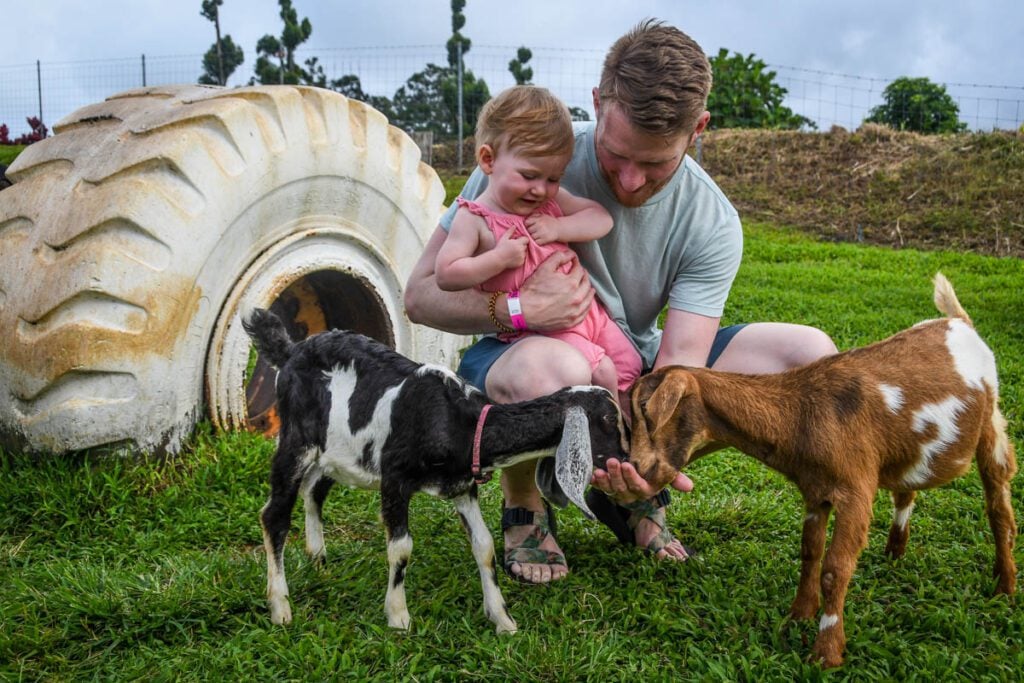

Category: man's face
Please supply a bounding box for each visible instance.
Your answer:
[592,99,699,208]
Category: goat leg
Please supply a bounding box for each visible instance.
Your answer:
[302,474,334,564]
[884,490,917,559]
[381,482,414,629]
[790,501,830,620]
[454,492,518,634]
[812,491,873,668]
[261,449,303,625]
[975,418,1018,595]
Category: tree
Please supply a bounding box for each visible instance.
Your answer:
[0,117,48,145]
[569,106,590,122]
[446,0,471,68]
[707,48,814,130]
[389,64,488,138]
[388,0,490,139]
[330,73,397,121]
[199,35,244,85]
[251,0,312,85]
[865,77,967,134]
[391,64,452,135]
[508,46,533,85]
[200,1,226,85]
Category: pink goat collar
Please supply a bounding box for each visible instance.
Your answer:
[472,404,494,485]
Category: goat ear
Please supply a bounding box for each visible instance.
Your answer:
[535,457,567,509]
[641,370,689,438]
[538,405,595,519]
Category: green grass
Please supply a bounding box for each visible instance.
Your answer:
[0,145,25,166]
[3,225,1023,681]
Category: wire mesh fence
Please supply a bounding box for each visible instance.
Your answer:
[2,45,1022,141]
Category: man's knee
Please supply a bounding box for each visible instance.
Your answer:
[794,327,838,364]
[713,322,837,373]
[486,338,592,402]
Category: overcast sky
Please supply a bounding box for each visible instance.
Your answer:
[4,1,1023,132]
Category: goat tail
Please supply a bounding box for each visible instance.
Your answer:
[242,308,295,368]
[932,272,973,326]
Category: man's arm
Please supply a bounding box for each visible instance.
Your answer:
[405,226,596,334]
[653,307,721,369]
[406,227,494,334]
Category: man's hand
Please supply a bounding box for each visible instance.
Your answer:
[518,251,594,332]
[590,458,694,504]
[524,213,560,245]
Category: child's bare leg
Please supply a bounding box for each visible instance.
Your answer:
[591,355,619,397]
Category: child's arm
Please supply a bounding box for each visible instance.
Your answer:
[435,209,528,291]
[525,187,614,245]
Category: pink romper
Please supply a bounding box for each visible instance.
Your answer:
[457,197,641,392]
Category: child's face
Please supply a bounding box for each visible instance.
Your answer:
[481,146,570,217]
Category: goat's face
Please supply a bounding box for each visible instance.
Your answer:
[537,386,630,519]
[629,368,709,489]
[577,387,630,468]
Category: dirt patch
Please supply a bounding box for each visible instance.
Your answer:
[698,125,1024,257]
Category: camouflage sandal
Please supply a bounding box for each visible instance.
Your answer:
[586,489,696,559]
[501,504,567,583]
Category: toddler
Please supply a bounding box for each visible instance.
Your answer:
[435,85,641,400]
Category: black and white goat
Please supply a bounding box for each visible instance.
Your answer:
[243,309,628,634]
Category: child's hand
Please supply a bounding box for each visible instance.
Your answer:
[494,228,528,268]
[525,213,560,245]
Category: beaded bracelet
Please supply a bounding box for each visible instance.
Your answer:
[487,291,516,334]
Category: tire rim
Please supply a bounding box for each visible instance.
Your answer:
[205,221,408,434]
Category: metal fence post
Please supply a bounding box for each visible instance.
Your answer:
[142,54,147,87]
[36,60,43,124]
[457,41,464,171]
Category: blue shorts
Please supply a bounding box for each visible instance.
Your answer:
[457,324,749,392]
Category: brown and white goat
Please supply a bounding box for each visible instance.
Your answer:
[243,308,625,635]
[628,273,1017,667]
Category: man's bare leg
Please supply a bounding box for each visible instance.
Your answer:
[487,337,592,583]
[712,322,837,374]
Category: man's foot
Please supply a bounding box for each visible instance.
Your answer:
[625,498,692,560]
[501,505,568,584]
[586,489,695,561]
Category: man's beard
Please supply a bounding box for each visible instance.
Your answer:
[600,165,670,208]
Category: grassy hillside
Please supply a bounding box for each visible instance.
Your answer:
[701,125,1024,257]
[3,227,1022,681]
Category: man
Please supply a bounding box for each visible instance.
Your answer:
[404,19,837,584]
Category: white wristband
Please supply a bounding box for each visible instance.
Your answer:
[507,289,527,331]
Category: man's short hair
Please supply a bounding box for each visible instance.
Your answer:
[475,85,574,159]
[598,18,712,137]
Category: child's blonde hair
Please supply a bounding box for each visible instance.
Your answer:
[475,85,574,160]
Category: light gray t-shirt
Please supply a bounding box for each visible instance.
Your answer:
[439,121,742,367]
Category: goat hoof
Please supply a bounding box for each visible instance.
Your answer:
[812,642,844,669]
[495,617,518,635]
[387,613,412,630]
[816,653,844,669]
[269,602,292,625]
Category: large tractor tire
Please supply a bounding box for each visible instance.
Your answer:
[0,84,466,455]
